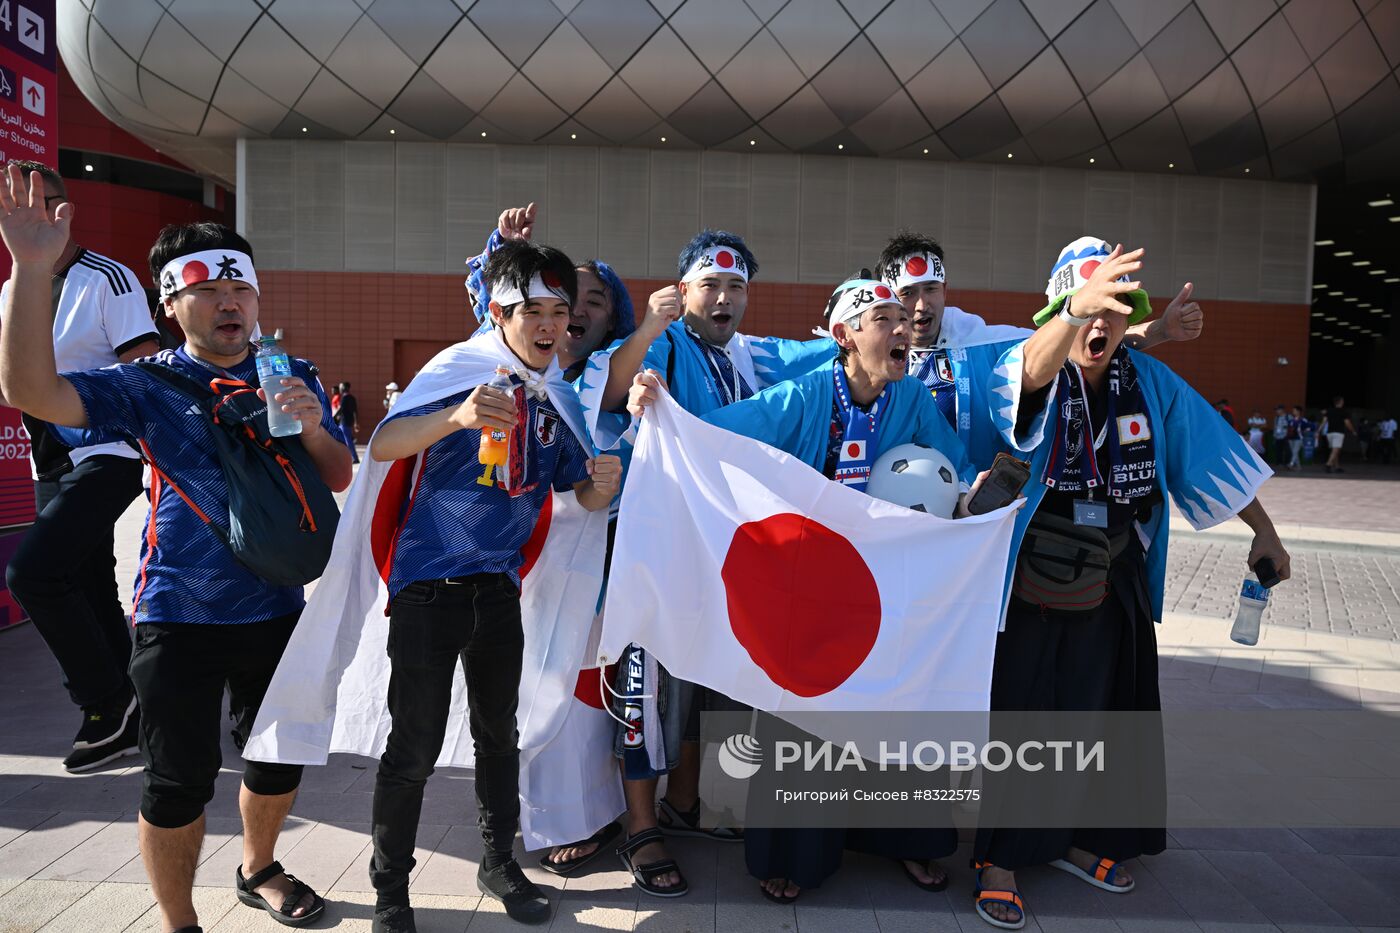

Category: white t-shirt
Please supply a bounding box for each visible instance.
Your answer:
[1380,419,1397,440]
[1,249,159,476]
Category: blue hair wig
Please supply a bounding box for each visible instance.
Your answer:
[676,229,758,281]
[586,259,636,340]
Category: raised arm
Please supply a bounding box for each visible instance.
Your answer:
[0,165,88,428]
[1019,245,1144,393]
[600,286,679,411]
[1123,281,1203,350]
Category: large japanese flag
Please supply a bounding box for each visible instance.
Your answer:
[244,329,618,849]
[599,391,1020,713]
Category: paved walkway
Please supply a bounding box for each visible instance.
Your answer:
[2,458,1400,932]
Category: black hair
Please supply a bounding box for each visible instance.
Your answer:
[148,222,254,286]
[482,240,578,318]
[5,159,64,197]
[876,230,945,286]
[676,230,758,281]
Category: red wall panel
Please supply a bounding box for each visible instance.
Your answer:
[256,270,1309,442]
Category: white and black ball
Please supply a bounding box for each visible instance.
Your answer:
[866,443,960,518]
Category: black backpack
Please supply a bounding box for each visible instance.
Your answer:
[133,361,341,587]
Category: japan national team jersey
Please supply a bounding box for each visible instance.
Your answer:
[61,347,336,625]
[383,385,591,598]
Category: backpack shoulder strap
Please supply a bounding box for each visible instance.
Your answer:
[132,360,215,399]
[664,329,678,389]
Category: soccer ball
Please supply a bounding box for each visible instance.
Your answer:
[866,443,960,518]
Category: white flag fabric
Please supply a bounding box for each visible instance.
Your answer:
[599,391,1021,713]
[244,329,615,849]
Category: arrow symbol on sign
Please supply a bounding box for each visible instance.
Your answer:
[24,21,37,39]
[26,86,38,106]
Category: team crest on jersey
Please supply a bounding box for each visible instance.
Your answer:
[535,410,560,446]
[936,353,954,384]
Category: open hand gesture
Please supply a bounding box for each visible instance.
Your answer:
[498,203,537,242]
[0,164,70,267]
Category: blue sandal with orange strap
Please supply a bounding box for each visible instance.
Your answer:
[1048,855,1135,893]
[973,862,1026,930]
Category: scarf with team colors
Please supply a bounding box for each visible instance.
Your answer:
[1043,346,1156,500]
[831,363,887,491]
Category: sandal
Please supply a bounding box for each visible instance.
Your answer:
[539,820,622,876]
[1048,855,1135,893]
[973,861,1025,930]
[760,879,800,904]
[235,860,326,927]
[657,797,742,842]
[900,858,949,892]
[616,827,689,898]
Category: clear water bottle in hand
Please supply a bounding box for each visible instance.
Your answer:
[255,336,303,438]
[1230,558,1277,646]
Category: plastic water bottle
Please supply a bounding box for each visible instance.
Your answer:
[255,336,302,438]
[476,366,514,486]
[1230,574,1270,646]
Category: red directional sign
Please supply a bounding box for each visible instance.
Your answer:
[0,0,56,169]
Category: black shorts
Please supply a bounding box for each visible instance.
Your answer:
[130,612,304,828]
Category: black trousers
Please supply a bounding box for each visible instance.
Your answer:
[130,613,305,828]
[370,574,525,906]
[974,547,1166,870]
[6,455,144,708]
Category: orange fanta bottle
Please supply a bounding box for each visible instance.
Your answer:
[477,366,513,486]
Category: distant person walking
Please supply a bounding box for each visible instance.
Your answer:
[1321,396,1355,474]
[1378,414,1397,465]
[1272,405,1290,465]
[334,381,359,464]
[1217,398,1235,430]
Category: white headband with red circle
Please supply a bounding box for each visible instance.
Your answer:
[158,250,259,299]
[827,279,901,330]
[488,270,571,308]
[881,252,945,292]
[681,245,749,283]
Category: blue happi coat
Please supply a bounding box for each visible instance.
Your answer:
[702,359,977,490]
[987,341,1273,623]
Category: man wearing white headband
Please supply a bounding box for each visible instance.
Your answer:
[876,232,1204,471]
[627,273,983,903]
[0,174,352,933]
[576,230,832,898]
[363,238,621,930]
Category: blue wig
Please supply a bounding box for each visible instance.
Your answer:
[466,230,636,340]
[676,229,758,281]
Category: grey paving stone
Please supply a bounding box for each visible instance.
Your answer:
[0,878,96,932]
[1197,850,1347,926]
[38,880,157,932]
[1138,849,1269,925]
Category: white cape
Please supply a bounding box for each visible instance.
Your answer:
[244,329,619,849]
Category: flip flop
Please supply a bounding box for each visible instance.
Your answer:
[538,821,622,876]
[900,858,949,892]
[973,861,1025,931]
[1049,856,1135,893]
[760,879,800,903]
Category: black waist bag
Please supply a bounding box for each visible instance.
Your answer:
[1012,510,1130,613]
[134,362,341,587]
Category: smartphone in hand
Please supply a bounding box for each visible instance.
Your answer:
[965,452,1032,516]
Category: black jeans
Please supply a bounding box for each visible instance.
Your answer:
[129,613,304,828]
[5,455,144,707]
[370,574,524,906]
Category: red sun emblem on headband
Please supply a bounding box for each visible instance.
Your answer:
[874,285,893,300]
[1078,259,1101,280]
[715,250,735,269]
[181,261,210,285]
[540,269,561,288]
[905,256,928,277]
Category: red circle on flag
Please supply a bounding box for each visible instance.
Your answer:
[541,269,561,288]
[181,260,209,286]
[875,285,892,300]
[722,513,880,697]
[1078,259,1100,281]
[716,250,735,268]
[846,442,861,458]
[1129,421,1141,436]
[371,456,421,584]
[572,665,615,710]
[905,256,928,277]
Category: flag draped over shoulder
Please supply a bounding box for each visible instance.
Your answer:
[243,329,617,849]
[598,390,1021,714]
